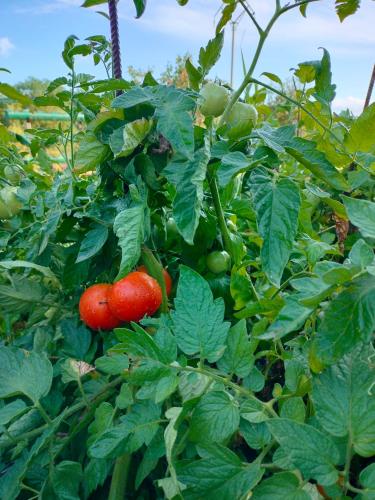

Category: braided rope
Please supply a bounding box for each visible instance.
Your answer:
[108,0,122,95]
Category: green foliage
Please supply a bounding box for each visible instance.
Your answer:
[0,3,373,499]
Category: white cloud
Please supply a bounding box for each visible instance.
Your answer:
[0,37,14,57]
[333,96,365,114]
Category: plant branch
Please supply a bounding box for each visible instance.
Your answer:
[207,169,233,257]
[280,0,321,14]
[1,376,124,451]
[108,454,131,500]
[176,365,278,418]
[238,0,263,35]
[249,77,343,146]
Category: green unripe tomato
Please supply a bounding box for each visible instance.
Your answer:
[4,165,22,184]
[206,250,231,274]
[0,186,22,219]
[199,83,229,117]
[166,217,179,240]
[225,102,258,139]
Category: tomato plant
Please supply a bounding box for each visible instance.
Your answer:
[0,0,374,499]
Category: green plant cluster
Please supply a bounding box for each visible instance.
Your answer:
[0,0,374,498]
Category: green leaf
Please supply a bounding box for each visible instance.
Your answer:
[0,348,53,404]
[171,266,230,362]
[61,319,91,359]
[217,319,254,377]
[198,32,224,75]
[109,118,152,158]
[252,472,310,500]
[190,391,240,443]
[314,48,336,104]
[0,260,59,285]
[0,278,44,315]
[240,421,271,450]
[262,72,283,86]
[280,397,306,423]
[267,419,340,485]
[177,443,263,499]
[88,402,114,443]
[217,152,259,188]
[342,196,375,239]
[348,239,374,268]
[164,142,210,244]
[113,204,145,280]
[261,294,313,340]
[83,459,112,499]
[95,354,129,375]
[164,407,184,495]
[0,83,32,106]
[135,429,165,488]
[185,59,202,91]
[76,225,108,263]
[75,131,110,172]
[359,463,375,498]
[112,86,155,109]
[249,167,301,286]
[155,86,195,159]
[315,274,375,363]
[344,102,375,153]
[284,137,350,191]
[216,2,236,33]
[133,0,147,17]
[312,345,375,457]
[81,0,107,7]
[335,0,361,21]
[116,323,166,362]
[51,461,82,500]
[89,400,161,458]
[0,400,27,426]
[116,383,134,409]
[241,399,269,424]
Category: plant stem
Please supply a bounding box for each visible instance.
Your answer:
[35,402,52,425]
[1,376,124,451]
[249,77,343,146]
[218,0,322,128]
[176,365,278,418]
[207,170,233,257]
[141,246,169,313]
[343,433,353,493]
[77,377,91,409]
[69,69,75,170]
[108,454,131,500]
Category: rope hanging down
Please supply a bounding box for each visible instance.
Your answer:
[108,0,123,95]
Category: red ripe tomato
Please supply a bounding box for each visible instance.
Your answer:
[108,271,162,322]
[79,284,121,330]
[137,265,172,296]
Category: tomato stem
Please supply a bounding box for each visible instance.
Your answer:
[207,169,233,259]
[108,454,131,500]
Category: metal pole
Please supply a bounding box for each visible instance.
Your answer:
[108,0,123,95]
[230,21,236,87]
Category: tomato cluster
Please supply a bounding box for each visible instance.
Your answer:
[79,268,172,330]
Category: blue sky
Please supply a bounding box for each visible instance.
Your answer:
[1,0,374,113]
